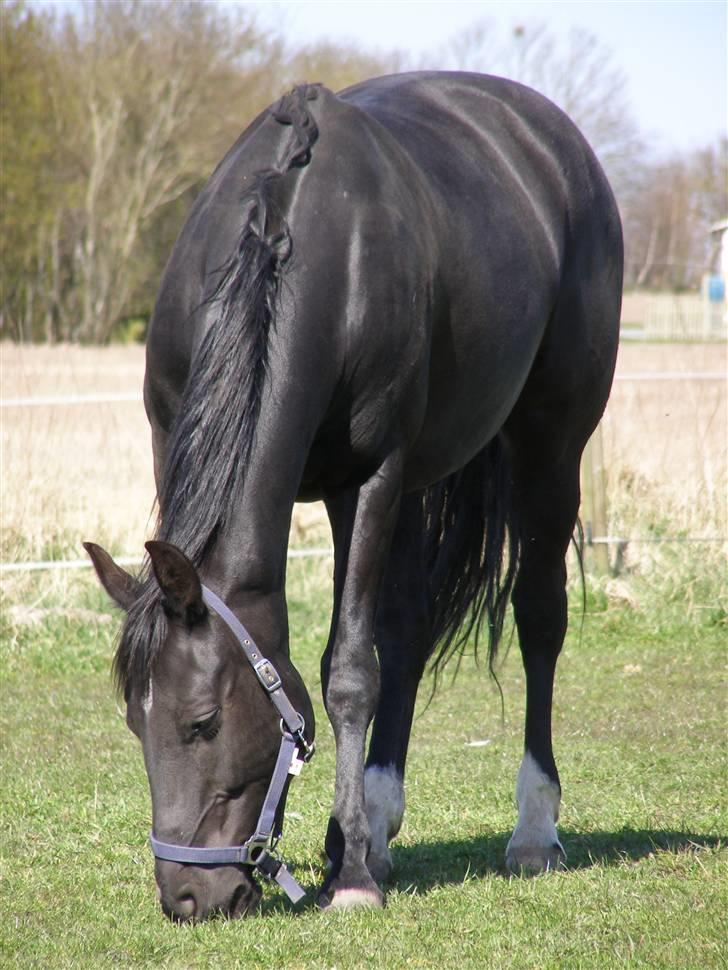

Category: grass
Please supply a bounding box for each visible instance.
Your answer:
[1,554,726,969]
[2,342,725,965]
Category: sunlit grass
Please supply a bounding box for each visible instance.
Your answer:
[1,556,726,969]
[2,343,726,966]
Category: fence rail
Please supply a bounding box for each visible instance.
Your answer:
[2,372,724,410]
[0,391,143,408]
[0,548,334,574]
[2,370,725,576]
[620,292,727,341]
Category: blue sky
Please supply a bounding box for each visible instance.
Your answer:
[34,0,727,153]
[247,0,726,153]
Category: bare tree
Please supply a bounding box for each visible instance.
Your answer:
[54,0,282,341]
[282,40,403,93]
[622,140,727,289]
[2,0,403,341]
[426,21,643,199]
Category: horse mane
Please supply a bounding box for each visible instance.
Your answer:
[113,84,321,697]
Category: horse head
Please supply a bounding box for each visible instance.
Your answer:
[85,540,314,921]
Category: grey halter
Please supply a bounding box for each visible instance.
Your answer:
[149,584,314,904]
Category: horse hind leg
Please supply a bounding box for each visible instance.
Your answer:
[364,492,430,883]
[503,441,583,874]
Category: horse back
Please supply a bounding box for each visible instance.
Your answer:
[146,73,622,493]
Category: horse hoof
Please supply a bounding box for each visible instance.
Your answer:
[318,885,385,911]
[506,841,566,875]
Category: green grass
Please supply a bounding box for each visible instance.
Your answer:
[1,558,726,969]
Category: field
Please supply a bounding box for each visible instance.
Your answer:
[1,342,726,968]
[1,341,726,567]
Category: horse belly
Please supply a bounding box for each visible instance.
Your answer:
[402,375,522,492]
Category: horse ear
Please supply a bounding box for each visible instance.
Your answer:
[145,541,206,624]
[83,542,141,611]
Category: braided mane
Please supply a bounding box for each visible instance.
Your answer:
[113,84,321,696]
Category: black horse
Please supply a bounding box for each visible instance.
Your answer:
[86,71,622,921]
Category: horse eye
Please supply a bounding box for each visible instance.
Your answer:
[190,709,220,741]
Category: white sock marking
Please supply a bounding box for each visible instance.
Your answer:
[364,765,404,878]
[506,751,564,869]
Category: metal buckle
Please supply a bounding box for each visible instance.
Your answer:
[279,714,315,763]
[253,658,282,693]
[244,832,272,864]
[296,729,315,762]
[293,716,315,762]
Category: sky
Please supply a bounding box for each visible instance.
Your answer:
[34,0,727,154]
[245,0,726,153]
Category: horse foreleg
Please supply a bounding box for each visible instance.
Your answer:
[365,491,430,883]
[505,451,581,873]
[319,452,404,909]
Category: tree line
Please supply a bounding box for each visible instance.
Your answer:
[2,1,725,342]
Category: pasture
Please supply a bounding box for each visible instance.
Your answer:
[1,342,726,968]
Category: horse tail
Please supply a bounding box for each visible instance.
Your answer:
[423,436,520,678]
[156,84,320,566]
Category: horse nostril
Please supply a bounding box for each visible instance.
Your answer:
[159,891,198,922]
[176,893,197,919]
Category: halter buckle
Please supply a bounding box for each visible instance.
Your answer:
[296,729,315,762]
[279,714,316,763]
[245,832,273,864]
[253,658,282,693]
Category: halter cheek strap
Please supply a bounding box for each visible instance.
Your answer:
[148,584,314,905]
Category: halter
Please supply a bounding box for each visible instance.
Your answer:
[149,584,314,904]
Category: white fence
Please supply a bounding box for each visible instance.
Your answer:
[621,292,727,341]
[2,368,725,575]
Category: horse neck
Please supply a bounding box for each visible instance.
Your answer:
[192,431,301,659]
[193,500,316,737]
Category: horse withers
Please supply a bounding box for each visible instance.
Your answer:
[86,71,622,920]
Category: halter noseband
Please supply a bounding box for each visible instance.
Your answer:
[149,584,314,904]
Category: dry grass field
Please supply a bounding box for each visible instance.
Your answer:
[1,343,156,567]
[1,340,725,578]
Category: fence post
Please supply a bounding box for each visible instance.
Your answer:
[581,423,609,574]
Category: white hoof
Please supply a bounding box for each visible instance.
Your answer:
[506,840,566,874]
[322,887,385,910]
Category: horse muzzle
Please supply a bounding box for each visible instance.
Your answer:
[157,862,262,922]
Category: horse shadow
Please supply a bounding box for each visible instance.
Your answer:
[387,827,725,893]
[258,827,724,915]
